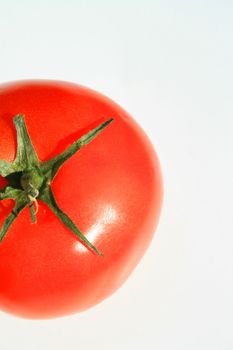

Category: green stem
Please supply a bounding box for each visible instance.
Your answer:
[0,114,113,255]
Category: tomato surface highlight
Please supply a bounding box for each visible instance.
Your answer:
[0,80,163,319]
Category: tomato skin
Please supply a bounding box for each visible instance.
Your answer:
[0,80,163,319]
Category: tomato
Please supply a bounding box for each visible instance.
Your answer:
[0,80,163,319]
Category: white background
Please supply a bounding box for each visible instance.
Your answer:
[0,1,233,349]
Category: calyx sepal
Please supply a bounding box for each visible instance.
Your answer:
[0,114,113,255]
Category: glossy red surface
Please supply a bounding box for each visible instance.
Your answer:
[0,80,163,318]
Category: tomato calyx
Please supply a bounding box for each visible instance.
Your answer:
[0,114,113,255]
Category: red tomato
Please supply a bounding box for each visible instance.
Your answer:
[0,80,163,319]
